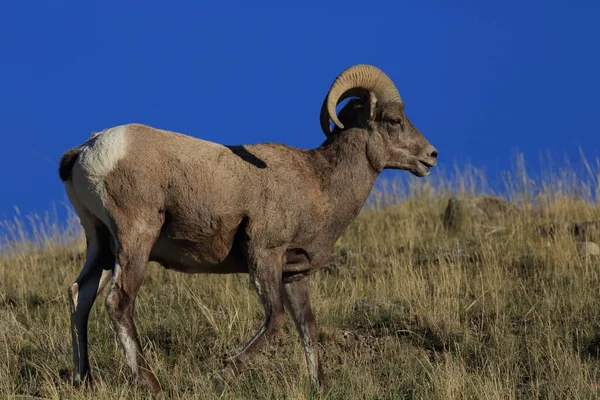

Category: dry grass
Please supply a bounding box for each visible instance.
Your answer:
[2,159,600,399]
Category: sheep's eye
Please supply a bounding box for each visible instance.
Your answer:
[389,118,402,126]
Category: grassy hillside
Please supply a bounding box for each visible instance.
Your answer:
[2,162,600,399]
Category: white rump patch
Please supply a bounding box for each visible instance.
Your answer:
[78,125,129,180]
[70,125,129,227]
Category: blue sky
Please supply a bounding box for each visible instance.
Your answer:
[0,1,599,218]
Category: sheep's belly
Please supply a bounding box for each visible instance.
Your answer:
[150,237,247,274]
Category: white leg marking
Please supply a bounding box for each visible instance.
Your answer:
[119,326,140,376]
[105,263,121,315]
[106,262,140,375]
[111,262,122,287]
[253,275,263,298]
[301,323,319,383]
[69,283,79,313]
[97,269,112,295]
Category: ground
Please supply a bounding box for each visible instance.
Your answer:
[2,171,600,399]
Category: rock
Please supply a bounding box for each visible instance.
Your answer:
[442,197,469,232]
[578,241,600,257]
[537,220,600,239]
[573,221,600,239]
[442,196,520,233]
[536,222,573,237]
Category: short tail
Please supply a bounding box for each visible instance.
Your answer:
[59,147,81,182]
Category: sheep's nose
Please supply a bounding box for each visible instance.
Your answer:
[425,145,438,165]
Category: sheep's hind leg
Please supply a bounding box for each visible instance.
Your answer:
[69,221,113,386]
[222,247,285,380]
[104,221,162,392]
[283,277,325,389]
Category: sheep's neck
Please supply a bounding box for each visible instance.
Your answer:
[312,130,379,232]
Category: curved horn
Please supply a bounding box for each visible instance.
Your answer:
[320,64,402,136]
[319,97,331,137]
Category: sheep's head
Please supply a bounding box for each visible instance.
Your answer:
[320,65,438,177]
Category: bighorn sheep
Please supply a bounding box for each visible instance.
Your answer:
[59,64,438,391]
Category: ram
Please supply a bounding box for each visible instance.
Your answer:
[59,64,438,391]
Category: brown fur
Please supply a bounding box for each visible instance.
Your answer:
[61,92,437,392]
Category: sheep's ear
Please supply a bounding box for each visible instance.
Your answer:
[368,92,378,121]
[366,127,385,172]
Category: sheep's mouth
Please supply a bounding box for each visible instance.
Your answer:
[389,157,434,176]
[419,160,435,169]
[418,160,436,173]
[412,158,437,177]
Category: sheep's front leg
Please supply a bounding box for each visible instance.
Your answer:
[223,247,285,378]
[283,277,325,389]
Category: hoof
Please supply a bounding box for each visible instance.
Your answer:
[72,373,94,389]
[215,359,242,392]
[140,370,163,393]
[220,365,237,383]
[212,372,230,395]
